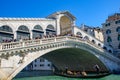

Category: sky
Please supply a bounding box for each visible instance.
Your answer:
[0,0,120,27]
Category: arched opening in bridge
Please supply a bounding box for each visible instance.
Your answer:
[14,48,109,79]
[0,25,13,42]
[46,24,56,37]
[32,25,44,39]
[17,25,30,40]
[84,36,89,41]
[42,48,108,73]
[76,32,83,38]
[60,16,72,35]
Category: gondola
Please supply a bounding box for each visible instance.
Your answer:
[54,72,111,78]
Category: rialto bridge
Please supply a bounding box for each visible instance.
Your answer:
[0,11,120,80]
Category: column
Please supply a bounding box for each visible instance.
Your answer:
[56,16,61,35]
[30,30,33,39]
[14,31,17,40]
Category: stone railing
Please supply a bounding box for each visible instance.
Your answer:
[0,36,102,51]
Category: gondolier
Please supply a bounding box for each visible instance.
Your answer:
[94,64,100,74]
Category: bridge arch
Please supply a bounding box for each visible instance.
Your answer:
[0,36,119,80]
[7,43,112,80]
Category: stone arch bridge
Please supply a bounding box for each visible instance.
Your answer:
[0,36,120,80]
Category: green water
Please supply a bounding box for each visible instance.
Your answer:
[13,75,120,80]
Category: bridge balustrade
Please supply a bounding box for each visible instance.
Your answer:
[56,36,67,42]
[1,42,22,50]
[41,38,55,44]
[0,36,105,51]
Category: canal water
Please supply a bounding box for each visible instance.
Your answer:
[13,75,120,80]
[13,71,120,80]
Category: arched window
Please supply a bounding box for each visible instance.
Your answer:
[34,25,43,31]
[76,32,82,38]
[46,25,56,36]
[106,29,111,34]
[0,25,13,32]
[118,43,120,49]
[109,45,113,48]
[98,43,101,46]
[0,25,13,42]
[108,50,112,53]
[47,25,55,30]
[92,40,95,44]
[103,46,107,50]
[17,25,30,40]
[118,34,120,41]
[116,27,120,33]
[107,36,112,42]
[18,25,29,32]
[76,32,82,35]
[84,36,89,40]
[33,25,44,39]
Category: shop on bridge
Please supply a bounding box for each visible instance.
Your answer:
[0,25,14,42]
[17,25,30,41]
[46,25,56,37]
[32,25,44,39]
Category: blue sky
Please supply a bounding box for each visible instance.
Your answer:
[0,0,120,27]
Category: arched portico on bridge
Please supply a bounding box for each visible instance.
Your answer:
[46,24,56,36]
[0,25,14,42]
[32,25,44,39]
[17,25,30,40]
[59,16,73,36]
[76,32,83,38]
